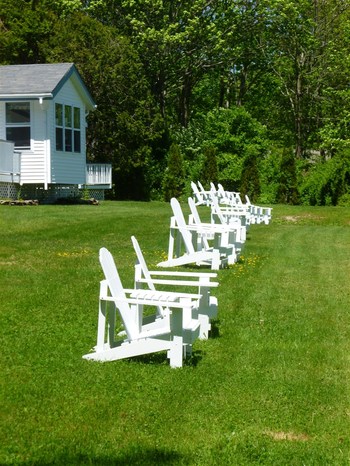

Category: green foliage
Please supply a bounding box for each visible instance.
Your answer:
[338,193,350,207]
[319,89,350,154]
[162,143,185,201]
[171,107,269,192]
[240,149,261,203]
[0,0,57,63]
[46,13,165,200]
[300,150,350,206]
[1,0,350,202]
[203,108,269,192]
[258,149,282,204]
[276,149,300,205]
[200,146,218,188]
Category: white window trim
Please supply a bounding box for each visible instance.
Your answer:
[55,102,82,154]
[5,101,32,151]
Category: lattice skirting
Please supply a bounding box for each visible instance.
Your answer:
[0,182,106,203]
[83,189,105,201]
[0,183,19,199]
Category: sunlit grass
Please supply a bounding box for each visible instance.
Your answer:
[1,202,350,465]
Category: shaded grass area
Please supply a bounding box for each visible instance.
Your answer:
[1,202,350,465]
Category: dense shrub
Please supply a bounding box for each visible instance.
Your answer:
[276,149,299,204]
[200,146,218,189]
[258,149,282,204]
[300,150,350,205]
[171,107,269,194]
[240,148,261,203]
[162,143,185,201]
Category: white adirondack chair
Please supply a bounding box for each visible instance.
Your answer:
[83,247,201,368]
[191,181,212,206]
[217,183,242,206]
[188,197,245,248]
[214,183,272,225]
[157,198,236,270]
[131,236,218,339]
[245,195,272,225]
[197,181,216,202]
[209,194,249,242]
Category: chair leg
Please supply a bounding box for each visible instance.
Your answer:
[211,251,221,270]
[167,335,184,368]
[184,343,192,358]
[198,314,210,340]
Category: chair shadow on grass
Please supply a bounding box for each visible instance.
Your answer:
[124,319,221,367]
[209,319,221,339]
[27,447,186,465]
[129,348,204,367]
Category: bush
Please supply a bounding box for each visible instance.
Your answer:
[171,107,270,194]
[162,143,185,201]
[258,149,282,204]
[337,193,350,207]
[240,148,261,203]
[300,149,350,205]
[276,149,299,204]
[200,146,218,188]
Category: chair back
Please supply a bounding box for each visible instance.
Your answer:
[170,198,196,255]
[210,182,217,193]
[131,236,156,292]
[188,197,202,225]
[99,247,139,340]
[197,181,206,194]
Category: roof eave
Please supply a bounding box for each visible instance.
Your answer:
[0,93,53,101]
[52,64,96,112]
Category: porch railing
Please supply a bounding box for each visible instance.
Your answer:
[0,140,21,183]
[86,163,112,188]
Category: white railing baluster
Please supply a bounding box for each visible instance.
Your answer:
[86,163,112,187]
[0,140,21,183]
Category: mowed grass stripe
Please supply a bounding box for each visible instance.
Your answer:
[0,203,349,465]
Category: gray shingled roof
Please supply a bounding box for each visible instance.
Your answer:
[0,63,74,95]
[0,63,95,109]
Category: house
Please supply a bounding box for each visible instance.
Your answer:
[0,63,111,202]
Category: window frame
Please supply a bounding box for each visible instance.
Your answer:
[5,101,31,150]
[55,103,81,154]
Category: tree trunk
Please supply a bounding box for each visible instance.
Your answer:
[295,53,305,157]
[236,66,247,107]
[179,73,192,127]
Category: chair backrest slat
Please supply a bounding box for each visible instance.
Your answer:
[188,197,202,225]
[99,247,138,340]
[131,236,156,292]
[170,198,196,255]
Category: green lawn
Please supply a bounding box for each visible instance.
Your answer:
[1,202,350,465]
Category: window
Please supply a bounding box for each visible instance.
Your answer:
[55,103,63,151]
[6,102,31,149]
[55,103,81,153]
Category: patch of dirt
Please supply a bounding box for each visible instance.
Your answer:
[0,199,38,205]
[264,430,310,442]
[281,213,325,223]
[282,215,300,222]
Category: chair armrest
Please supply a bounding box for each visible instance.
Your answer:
[149,270,217,279]
[136,277,219,288]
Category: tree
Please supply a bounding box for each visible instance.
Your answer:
[46,13,164,200]
[85,0,230,127]
[259,0,350,157]
[0,0,57,64]
[240,150,261,202]
[201,146,218,188]
[276,149,299,204]
[162,143,185,201]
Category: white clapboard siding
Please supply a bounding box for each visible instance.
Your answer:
[20,101,47,184]
[50,79,87,185]
[0,103,5,140]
